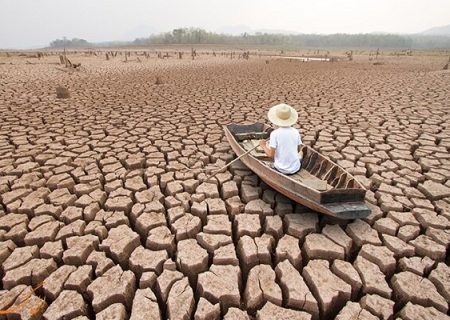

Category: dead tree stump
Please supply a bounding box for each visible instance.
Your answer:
[56,87,70,99]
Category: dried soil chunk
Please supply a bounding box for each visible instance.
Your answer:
[354,256,392,299]
[381,234,415,258]
[331,260,363,300]
[205,198,227,215]
[96,303,127,320]
[224,308,250,320]
[99,225,140,267]
[167,277,195,320]
[428,263,450,301]
[213,243,239,266]
[426,226,450,246]
[2,245,39,271]
[225,196,245,217]
[391,271,448,313]
[87,265,136,312]
[410,235,446,261]
[241,184,260,203]
[63,234,99,266]
[397,225,421,242]
[0,240,16,265]
[94,210,129,230]
[204,214,232,235]
[3,223,28,245]
[0,284,27,313]
[3,258,57,290]
[0,213,28,231]
[86,250,114,277]
[129,288,161,320]
[104,196,133,213]
[284,213,319,241]
[244,199,273,216]
[64,265,93,293]
[417,180,450,200]
[398,256,435,276]
[194,297,220,320]
[197,264,241,313]
[146,226,176,256]
[322,224,352,256]
[263,215,283,239]
[237,235,273,275]
[221,180,239,199]
[234,214,261,238]
[373,217,399,235]
[387,211,419,227]
[275,234,302,269]
[256,301,312,320]
[360,294,394,320]
[196,182,219,198]
[24,220,62,246]
[191,201,207,223]
[28,215,54,231]
[359,244,396,275]
[275,259,319,318]
[43,265,77,301]
[196,232,233,253]
[55,220,85,241]
[398,302,450,320]
[303,233,345,261]
[335,301,378,320]
[413,208,450,230]
[136,209,166,237]
[244,264,282,313]
[129,246,168,277]
[156,269,184,302]
[6,286,47,320]
[43,290,87,320]
[125,176,146,192]
[302,259,351,319]
[171,213,202,241]
[346,220,381,247]
[176,239,208,278]
[48,188,77,208]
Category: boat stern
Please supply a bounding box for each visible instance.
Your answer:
[322,201,371,220]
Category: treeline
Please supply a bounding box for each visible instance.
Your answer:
[49,38,91,48]
[132,28,450,49]
[49,28,450,49]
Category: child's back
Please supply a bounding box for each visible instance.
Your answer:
[269,127,302,174]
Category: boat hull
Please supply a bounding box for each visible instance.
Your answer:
[225,124,371,219]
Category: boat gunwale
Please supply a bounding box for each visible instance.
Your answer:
[225,123,367,196]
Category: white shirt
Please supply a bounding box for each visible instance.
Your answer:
[269,127,302,174]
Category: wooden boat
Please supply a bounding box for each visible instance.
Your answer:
[224,123,371,219]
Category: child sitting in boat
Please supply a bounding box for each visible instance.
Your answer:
[259,103,303,175]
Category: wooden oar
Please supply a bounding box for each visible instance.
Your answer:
[201,143,260,182]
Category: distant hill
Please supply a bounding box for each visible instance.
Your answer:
[215,25,253,35]
[421,24,450,35]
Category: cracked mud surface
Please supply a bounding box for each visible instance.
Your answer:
[0,51,449,319]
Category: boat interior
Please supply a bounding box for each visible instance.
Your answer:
[233,129,362,192]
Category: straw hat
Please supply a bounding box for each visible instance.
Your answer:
[267,103,298,127]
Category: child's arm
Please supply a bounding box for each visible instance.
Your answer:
[259,139,275,158]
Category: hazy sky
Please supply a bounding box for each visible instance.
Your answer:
[1,0,449,48]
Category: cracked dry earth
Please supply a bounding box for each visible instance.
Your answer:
[0,52,450,320]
